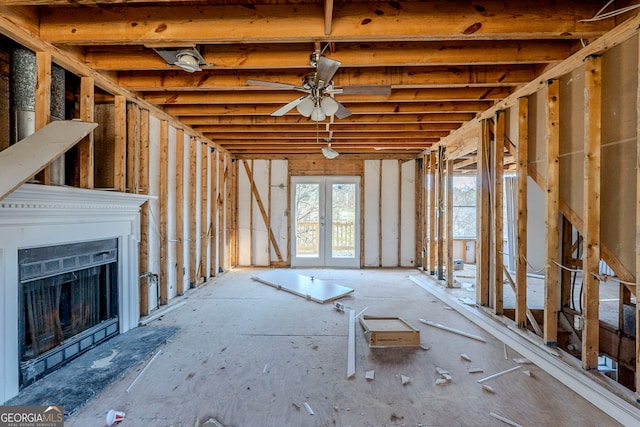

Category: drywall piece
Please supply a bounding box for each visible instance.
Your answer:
[504,343,509,360]
[435,367,450,376]
[513,357,532,364]
[365,370,375,380]
[251,160,270,266]
[347,310,356,379]
[435,378,448,386]
[468,367,484,374]
[401,375,411,385]
[420,344,430,351]
[442,373,452,382]
[522,370,532,377]
[0,120,97,202]
[363,160,381,267]
[419,319,487,343]
[477,366,522,383]
[252,269,354,304]
[460,353,472,362]
[359,316,420,348]
[411,274,640,426]
[380,160,399,266]
[303,402,314,415]
[490,412,523,427]
[482,385,496,394]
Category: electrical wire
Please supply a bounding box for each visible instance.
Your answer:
[590,272,637,286]
[578,1,640,22]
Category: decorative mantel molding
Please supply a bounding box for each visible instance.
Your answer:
[0,183,150,217]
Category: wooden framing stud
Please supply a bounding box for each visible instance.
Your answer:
[476,120,491,306]
[159,120,169,305]
[516,97,529,327]
[78,76,95,189]
[581,55,602,370]
[175,128,185,295]
[544,79,560,346]
[492,111,505,315]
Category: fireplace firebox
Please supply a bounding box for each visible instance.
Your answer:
[18,239,119,387]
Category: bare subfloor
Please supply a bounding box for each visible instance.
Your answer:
[67,268,620,427]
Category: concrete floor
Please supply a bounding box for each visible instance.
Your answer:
[55,268,622,427]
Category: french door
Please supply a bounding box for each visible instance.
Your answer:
[291,176,360,268]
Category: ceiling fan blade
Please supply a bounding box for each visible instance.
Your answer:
[246,79,300,90]
[315,56,341,86]
[334,102,352,119]
[271,95,309,116]
[339,85,392,96]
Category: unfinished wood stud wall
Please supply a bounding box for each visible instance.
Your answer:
[581,55,602,369]
[515,97,529,328]
[544,79,560,346]
[492,112,505,314]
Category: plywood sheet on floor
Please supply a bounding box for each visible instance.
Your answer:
[63,268,620,427]
[252,268,354,303]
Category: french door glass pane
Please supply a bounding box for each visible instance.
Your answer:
[331,183,356,258]
[294,183,320,258]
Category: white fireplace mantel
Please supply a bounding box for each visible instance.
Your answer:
[0,184,149,403]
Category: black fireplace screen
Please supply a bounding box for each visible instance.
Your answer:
[18,239,118,363]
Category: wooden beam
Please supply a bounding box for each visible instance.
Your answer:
[175,128,185,295]
[159,120,169,305]
[78,77,95,189]
[324,0,334,35]
[162,102,491,117]
[85,40,574,71]
[126,102,141,193]
[113,95,127,192]
[436,146,445,280]
[428,153,437,274]
[582,55,601,370]
[38,3,610,45]
[35,51,52,185]
[143,87,512,105]
[138,108,150,317]
[179,113,475,126]
[218,152,225,271]
[516,97,528,328]
[229,157,238,267]
[446,158,454,287]
[209,147,218,277]
[493,111,505,315]
[188,137,197,286]
[416,157,425,269]
[544,79,560,346]
[476,120,491,306]
[200,142,209,282]
[121,68,534,91]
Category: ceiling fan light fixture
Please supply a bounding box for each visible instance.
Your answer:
[320,96,340,116]
[175,50,202,73]
[310,105,327,121]
[322,145,339,159]
[296,97,315,117]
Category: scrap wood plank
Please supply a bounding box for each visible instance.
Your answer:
[419,319,486,343]
[347,310,356,379]
[0,120,97,202]
[252,269,354,304]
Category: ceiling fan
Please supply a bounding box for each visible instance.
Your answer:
[246,49,391,121]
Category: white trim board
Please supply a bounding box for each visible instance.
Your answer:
[252,269,354,304]
[409,274,640,427]
[0,121,97,202]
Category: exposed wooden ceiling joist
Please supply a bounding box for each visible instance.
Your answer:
[0,0,625,157]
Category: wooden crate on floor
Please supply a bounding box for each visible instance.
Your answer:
[359,316,420,348]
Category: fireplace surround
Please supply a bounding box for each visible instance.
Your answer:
[0,184,148,403]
